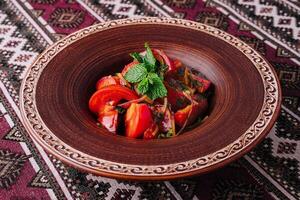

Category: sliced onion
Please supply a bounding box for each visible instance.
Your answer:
[140,49,175,70]
[117,95,151,108]
[116,73,131,88]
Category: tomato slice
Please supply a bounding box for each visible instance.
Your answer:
[174,98,208,127]
[89,85,138,114]
[96,75,119,90]
[173,59,182,68]
[98,109,119,133]
[125,103,153,138]
[191,75,211,93]
[165,82,190,111]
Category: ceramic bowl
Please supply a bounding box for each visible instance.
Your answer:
[20,18,281,180]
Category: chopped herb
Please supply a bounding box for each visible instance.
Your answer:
[190,78,203,88]
[115,106,126,114]
[168,78,189,91]
[158,63,168,80]
[193,93,206,101]
[158,130,174,139]
[176,98,187,108]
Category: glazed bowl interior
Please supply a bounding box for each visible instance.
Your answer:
[35,23,264,167]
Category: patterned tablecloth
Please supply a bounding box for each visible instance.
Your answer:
[0,0,299,199]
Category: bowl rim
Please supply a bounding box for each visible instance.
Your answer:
[20,17,281,180]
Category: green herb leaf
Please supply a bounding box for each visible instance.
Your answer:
[146,73,167,100]
[158,130,173,138]
[148,76,154,84]
[137,78,149,95]
[143,58,156,72]
[144,42,156,70]
[130,52,143,63]
[160,64,168,72]
[147,72,159,81]
[126,43,168,101]
[124,63,147,83]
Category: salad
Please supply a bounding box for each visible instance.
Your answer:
[89,43,212,139]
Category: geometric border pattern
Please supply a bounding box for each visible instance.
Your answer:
[0,149,29,189]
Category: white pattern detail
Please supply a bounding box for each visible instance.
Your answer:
[238,0,300,40]
[0,37,26,51]
[9,51,37,67]
[98,0,139,18]
[0,13,38,79]
[268,117,300,161]
[86,174,142,199]
[0,13,6,23]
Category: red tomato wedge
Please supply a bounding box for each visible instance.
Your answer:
[173,59,182,68]
[191,75,211,93]
[96,75,120,90]
[89,85,138,114]
[98,109,119,133]
[125,103,153,138]
[165,82,190,111]
[174,98,208,127]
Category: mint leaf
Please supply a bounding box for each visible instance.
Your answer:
[144,43,156,71]
[143,58,156,72]
[146,73,167,100]
[130,52,143,63]
[147,72,157,85]
[147,72,159,81]
[137,78,149,95]
[124,63,147,83]
[148,76,154,84]
[127,43,168,101]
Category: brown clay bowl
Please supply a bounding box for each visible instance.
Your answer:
[20,18,281,180]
